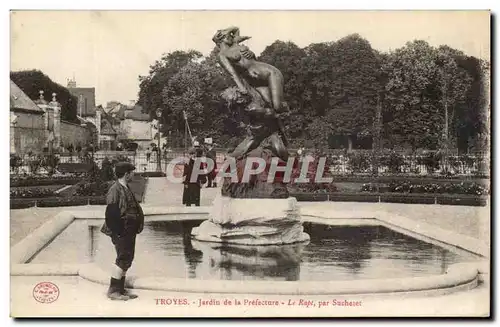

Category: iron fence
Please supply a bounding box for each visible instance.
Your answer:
[10,148,489,177]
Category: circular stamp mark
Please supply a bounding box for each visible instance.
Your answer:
[33,282,59,303]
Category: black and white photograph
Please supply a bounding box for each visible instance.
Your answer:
[8,10,491,317]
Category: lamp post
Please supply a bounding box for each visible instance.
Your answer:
[155,108,162,172]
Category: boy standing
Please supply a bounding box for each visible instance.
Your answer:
[101,162,144,301]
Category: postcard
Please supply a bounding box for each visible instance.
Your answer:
[10,10,490,318]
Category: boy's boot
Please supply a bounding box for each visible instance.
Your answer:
[120,276,138,299]
[107,277,130,301]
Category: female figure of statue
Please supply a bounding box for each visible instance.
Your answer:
[213,26,289,161]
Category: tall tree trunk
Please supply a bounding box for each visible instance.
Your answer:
[442,79,449,172]
[347,137,353,151]
[372,93,382,175]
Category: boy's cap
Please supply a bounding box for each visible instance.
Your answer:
[115,162,136,175]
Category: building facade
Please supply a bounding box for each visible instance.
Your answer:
[10,81,46,153]
[67,78,96,117]
[10,80,96,154]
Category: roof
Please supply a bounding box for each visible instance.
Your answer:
[100,119,117,135]
[123,105,149,121]
[76,116,97,130]
[106,103,128,118]
[10,80,44,113]
[101,109,121,126]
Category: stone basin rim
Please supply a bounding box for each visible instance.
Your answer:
[11,262,481,297]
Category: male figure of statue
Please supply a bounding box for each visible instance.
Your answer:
[101,162,144,301]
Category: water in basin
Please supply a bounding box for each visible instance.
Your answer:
[30,219,479,281]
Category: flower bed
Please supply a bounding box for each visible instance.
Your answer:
[10,175,148,209]
[288,192,487,206]
[330,175,488,183]
[10,185,65,198]
[288,182,338,194]
[360,181,489,195]
[325,151,489,178]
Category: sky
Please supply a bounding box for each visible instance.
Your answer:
[10,10,490,106]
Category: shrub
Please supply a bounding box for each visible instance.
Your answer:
[361,183,378,192]
[40,154,60,175]
[112,155,131,164]
[437,195,487,206]
[289,155,337,194]
[37,197,89,207]
[289,193,328,201]
[417,152,442,174]
[10,187,57,198]
[26,153,42,175]
[328,193,379,203]
[10,176,81,187]
[74,180,113,197]
[290,182,338,194]
[10,154,23,174]
[380,194,436,205]
[347,152,371,173]
[327,155,343,173]
[56,163,94,176]
[136,171,166,177]
[361,180,489,195]
[459,154,475,170]
[10,199,36,209]
[100,157,115,181]
[380,151,406,174]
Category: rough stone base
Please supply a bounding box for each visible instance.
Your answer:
[191,196,310,245]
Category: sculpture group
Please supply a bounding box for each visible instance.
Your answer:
[191,27,310,246]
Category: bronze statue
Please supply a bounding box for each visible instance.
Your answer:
[213,26,289,162]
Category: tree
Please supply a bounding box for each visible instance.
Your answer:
[259,41,308,141]
[434,45,473,152]
[382,40,443,150]
[137,50,203,123]
[10,70,78,122]
[162,55,233,146]
[382,41,475,151]
[303,34,382,149]
[454,55,490,152]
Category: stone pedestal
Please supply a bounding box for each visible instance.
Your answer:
[191,196,310,245]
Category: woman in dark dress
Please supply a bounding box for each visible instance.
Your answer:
[182,148,206,206]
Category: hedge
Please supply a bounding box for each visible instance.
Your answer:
[436,195,488,206]
[330,175,488,184]
[10,199,36,209]
[11,191,487,209]
[10,176,81,187]
[10,196,105,209]
[380,193,436,205]
[289,192,487,206]
[56,162,94,174]
[136,171,166,177]
[328,193,380,203]
[290,193,328,202]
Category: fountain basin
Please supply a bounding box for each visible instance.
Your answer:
[11,205,488,297]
